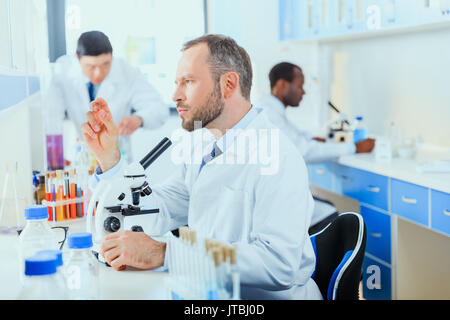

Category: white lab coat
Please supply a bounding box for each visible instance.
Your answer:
[257,94,355,164]
[257,95,355,227]
[92,108,323,300]
[44,55,169,161]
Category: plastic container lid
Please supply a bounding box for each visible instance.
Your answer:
[36,250,63,267]
[24,254,57,276]
[24,205,49,220]
[355,116,364,121]
[68,232,93,249]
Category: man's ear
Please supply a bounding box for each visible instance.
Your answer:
[221,72,240,99]
[276,79,290,95]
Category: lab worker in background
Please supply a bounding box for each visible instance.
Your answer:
[82,35,322,300]
[258,62,375,234]
[44,31,169,162]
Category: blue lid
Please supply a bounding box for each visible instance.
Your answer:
[24,205,49,220]
[68,232,93,249]
[24,254,57,276]
[356,116,363,121]
[36,250,63,267]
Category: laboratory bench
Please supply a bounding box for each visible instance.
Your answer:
[307,148,450,300]
[0,219,170,300]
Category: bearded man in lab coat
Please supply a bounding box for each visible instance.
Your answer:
[82,35,323,300]
[45,31,169,162]
[258,62,375,234]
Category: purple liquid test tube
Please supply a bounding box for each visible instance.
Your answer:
[46,134,64,170]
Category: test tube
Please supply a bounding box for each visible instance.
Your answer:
[229,246,240,300]
[55,170,64,221]
[69,169,77,219]
[64,171,70,219]
[210,247,222,300]
[45,173,52,221]
[50,172,56,222]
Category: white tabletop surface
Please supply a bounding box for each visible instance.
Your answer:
[0,225,170,300]
[337,147,450,193]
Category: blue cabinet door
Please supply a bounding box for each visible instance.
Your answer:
[362,256,392,300]
[391,179,429,227]
[309,163,333,191]
[431,189,450,236]
[336,166,389,211]
[360,205,391,264]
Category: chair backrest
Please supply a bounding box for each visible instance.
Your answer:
[310,212,366,300]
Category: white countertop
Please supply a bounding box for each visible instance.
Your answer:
[337,147,450,193]
[0,227,170,300]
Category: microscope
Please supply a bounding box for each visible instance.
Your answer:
[325,101,355,143]
[86,137,172,264]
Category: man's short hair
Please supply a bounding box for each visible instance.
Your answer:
[182,34,253,101]
[76,31,113,57]
[269,62,303,89]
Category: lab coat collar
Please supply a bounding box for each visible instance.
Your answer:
[215,106,260,154]
[264,94,286,116]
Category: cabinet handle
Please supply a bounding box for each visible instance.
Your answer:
[444,209,450,217]
[369,232,382,238]
[401,196,417,205]
[316,169,326,175]
[366,186,380,193]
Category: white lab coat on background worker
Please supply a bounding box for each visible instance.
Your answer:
[258,94,354,229]
[258,94,356,164]
[44,55,169,162]
[91,107,322,300]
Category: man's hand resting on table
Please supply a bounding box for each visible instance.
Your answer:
[100,230,166,271]
[356,138,376,153]
[81,97,121,172]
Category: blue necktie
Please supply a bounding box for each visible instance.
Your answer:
[87,82,95,102]
[199,143,221,173]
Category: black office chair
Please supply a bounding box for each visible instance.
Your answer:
[310,212,367,300]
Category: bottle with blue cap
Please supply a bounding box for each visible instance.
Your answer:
[18,205,59,282]
[353,116,368,144]
[36,249,65,291]
[64,232,99,299]
[17,253,67,300]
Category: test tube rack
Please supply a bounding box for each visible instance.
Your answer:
[41,168,90,222]
[167,226,240,300]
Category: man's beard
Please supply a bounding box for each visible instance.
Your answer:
[178,82,225,132]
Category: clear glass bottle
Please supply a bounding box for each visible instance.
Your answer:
[64,232,99,300]
[18,206,59,281]
[17,253,67,300]
[36,249,66,292]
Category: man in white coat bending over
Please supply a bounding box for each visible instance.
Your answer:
[45,31,169,162]
[82,35,322,300]
[258,62,375,234]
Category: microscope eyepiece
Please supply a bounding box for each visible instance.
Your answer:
[139,137,172,170]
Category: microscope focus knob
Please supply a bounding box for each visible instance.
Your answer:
[118,193,126,201]
[104,216,121,233]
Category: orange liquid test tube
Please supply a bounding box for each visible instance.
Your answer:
[64,171,70,219]
[55,170,64,221]
[70,169,77,219]
[45,173,52,221]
